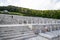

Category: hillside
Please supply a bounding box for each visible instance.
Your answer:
[0,5,60,19]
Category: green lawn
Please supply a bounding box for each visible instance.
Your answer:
[0,11,25,16]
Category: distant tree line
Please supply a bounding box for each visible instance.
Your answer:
[0,5,60,19]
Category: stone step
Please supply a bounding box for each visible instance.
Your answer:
[5,34,35,40]
[0,31,33,36]
[0,32,34,37]
[0,33,35,40]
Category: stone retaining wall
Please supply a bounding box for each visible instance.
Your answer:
[0,14,60,24]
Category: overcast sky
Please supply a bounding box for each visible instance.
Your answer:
[0,0,60,10]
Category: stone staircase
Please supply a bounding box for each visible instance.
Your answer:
[0,26,35,40]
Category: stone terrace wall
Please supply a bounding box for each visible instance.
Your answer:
[0,14,60,24]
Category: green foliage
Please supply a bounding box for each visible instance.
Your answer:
[0,5,60,19]
[9,12,24,15]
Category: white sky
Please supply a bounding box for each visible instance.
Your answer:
[0,0,60,10]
